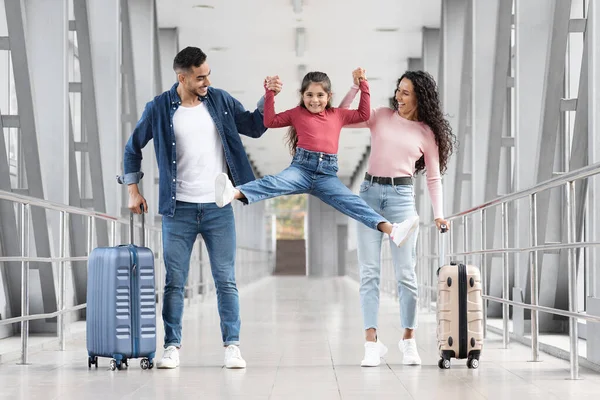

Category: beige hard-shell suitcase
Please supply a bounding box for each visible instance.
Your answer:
[436,225,484,369]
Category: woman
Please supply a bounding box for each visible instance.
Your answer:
[339,69,456,367]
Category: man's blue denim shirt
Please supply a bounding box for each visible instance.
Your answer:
[119,83,267,217]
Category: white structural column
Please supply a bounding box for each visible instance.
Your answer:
[419,26,440,297]
[86,0,120,218]
[159,28,179,92]
[23,0,71,329]
[588,0,600,308]
[4,0,58,333]
[0,1,18,339]
[438,0,467,217]
[587,0,600,365]
[307,196,346,277]
[452,0,473,215]
[470,0,498,222]
[129,0,159,226]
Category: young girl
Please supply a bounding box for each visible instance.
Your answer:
[214,70,420,246]
[339,69,455,367]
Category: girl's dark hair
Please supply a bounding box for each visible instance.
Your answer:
[285,71,332,155]
[393,71,456,175]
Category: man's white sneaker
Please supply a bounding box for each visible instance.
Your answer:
[224,345,246,369]
[215,173,236,208]
[156,345,180,369]
[399,338,422,365]
[360,340,388,367]
[390,216,419,247]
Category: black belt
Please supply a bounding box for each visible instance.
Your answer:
[364,172,412,186]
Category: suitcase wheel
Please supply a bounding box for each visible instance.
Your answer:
[87,356,98,369]
[140,358,153,370]
[438,358,451,369]
[109,359,125,371]
[467,357,479,369]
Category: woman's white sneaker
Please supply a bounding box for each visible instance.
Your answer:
[399,338,422,365]
[360,340,388,367]
[224,345,246,369]
[390,216,419,247]
[157,345,180,369]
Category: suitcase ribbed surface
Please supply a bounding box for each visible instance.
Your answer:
[86,246,156,360]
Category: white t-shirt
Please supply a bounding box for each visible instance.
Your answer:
[173,102,227,203]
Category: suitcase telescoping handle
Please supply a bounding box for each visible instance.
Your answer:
[129,204,145,247]
[438,223,448,271]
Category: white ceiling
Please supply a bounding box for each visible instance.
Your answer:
[156,0,441,179]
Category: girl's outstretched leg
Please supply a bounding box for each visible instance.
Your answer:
[313,174,419,247]
[215,163,311,208]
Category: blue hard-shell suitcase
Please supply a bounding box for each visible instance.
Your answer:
[86,209,156,371]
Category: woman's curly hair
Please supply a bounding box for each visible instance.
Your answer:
[393,71,456,175]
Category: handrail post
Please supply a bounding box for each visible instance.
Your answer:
[463,215,469,265]
[58,211,67,351]
[426,228,432,312]
[529,194,540,362]
[110,220,117,247]
[87,216,93,255]
[449,222,454,260]
[566,181,580,379]
[501,202,510,349]
[481,208,487,338]
[19,203,30,365]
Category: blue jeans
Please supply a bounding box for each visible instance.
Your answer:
[161,201,240,348]
[237,148,388,230]
[357,181,419,330]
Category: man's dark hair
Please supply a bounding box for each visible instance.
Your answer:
[173,46,207,73]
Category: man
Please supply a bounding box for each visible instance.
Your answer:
[119,46,282,369]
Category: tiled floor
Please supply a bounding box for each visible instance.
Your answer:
[1,276,599,399]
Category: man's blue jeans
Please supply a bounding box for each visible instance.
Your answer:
[161,201,240,348]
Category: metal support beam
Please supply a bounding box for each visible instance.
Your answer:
[589,0,600,301]
[120,0,142,245]
[482,0,512,316]
[587,0,600,366]
[532,0,572,331]
[0,36,9,49]
[129,0,160,227]
[408,57,423,71]
[73,0,108,247]
[0,115,19,127]
[158,27,179,93]
[67,107,89,307]
[514,0,559,333]
[152,0,162,96]
[420,26,440,290]
[452,0,473,213]
[533,0,572,243]
[24,0,71,327]
[0,113,20,329]
[556,23,590,319]
[422,27,440,82]
[438,0,467,220]
[5,0,58,326]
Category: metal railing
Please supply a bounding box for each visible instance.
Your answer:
[416,161,600,380]
[0,189,274,365]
